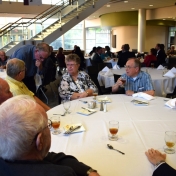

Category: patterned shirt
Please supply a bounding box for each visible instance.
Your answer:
[122,71,154,92]
[59,71,97,100]
[6,75,34,97]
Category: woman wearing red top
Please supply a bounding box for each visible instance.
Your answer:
[144,48,157,67]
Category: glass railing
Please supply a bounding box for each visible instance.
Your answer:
[0,0,96,49]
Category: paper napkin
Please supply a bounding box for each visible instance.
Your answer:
[102,66,109,72]
[165,98,176,109]
[113,64,120,69]
[157,65,164,70]
[104,69,113,76]
[170,67,176,74]
[163,70,175,78]
[63,123,86,134]
[77,108,96,116]
[132,92,154,101]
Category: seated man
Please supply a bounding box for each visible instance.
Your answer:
[112,58,154,96]
[0,78,13,104]
[6,58,50,111]
[92,46,103,65]
[145,148,176,175]
[0,95,100,176]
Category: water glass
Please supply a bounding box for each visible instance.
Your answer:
[51,115,61,135]
[164,131,176,154]
[108,120,119,141]
[63,100,71,114]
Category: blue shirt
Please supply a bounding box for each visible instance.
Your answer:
[122,71,154,92]
[10,45,36,77]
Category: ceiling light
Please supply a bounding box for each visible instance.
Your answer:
[124,1,128,3]
[131,8,135,10]
[107,5,110,7]
[149,5,153,6]
[163,19,165,20]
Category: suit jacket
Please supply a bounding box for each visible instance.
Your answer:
[118,51,135,67]
[92,53,103,65]
[0,152,91,176]
[156,50,166,67]
[153,163,176,176]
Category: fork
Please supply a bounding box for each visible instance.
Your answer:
[64,125,81,134]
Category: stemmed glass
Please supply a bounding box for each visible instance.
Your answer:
[51,115,61,135]
[108,120,119,141]
[63,100,71,114]
[120,76,126,88]
[164,131,176,154]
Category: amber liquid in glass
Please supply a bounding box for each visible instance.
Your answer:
[52,121,60,129]
[109,128,118,135]
[166,142,175,148]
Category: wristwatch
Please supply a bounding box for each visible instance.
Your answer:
[85,91,89,96]
[87,168,97,175]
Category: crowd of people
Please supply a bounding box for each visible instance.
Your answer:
[0,42,176,175]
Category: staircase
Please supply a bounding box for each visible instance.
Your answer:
[0,0,109,56]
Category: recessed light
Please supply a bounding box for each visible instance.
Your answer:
[131,8,135,10]
[124,1,128,3]
[107,5,110,7]
[163,19,165,20]
[149,5,153,6]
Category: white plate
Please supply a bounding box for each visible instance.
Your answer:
[77,108,96,116]
[63,123,85,134]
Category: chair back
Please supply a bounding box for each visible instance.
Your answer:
[167,57,176,69]
[113,74,121,83]
[98,63,112,72]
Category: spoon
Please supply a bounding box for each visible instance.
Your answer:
[107,144,125,155]
[53,113,65,116]
[79,100,87,103]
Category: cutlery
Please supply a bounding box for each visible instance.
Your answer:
[53,112,66,116]
[64,125,81,134]
[81,107,91,112]
[107,144,125,155]
[79,100,87,103]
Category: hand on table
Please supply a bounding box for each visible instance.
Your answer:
[79,92,88,98]
[126,90,134,96]
[145,148,166,165]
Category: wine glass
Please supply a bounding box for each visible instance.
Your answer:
[120,76,126,88]
[164,131,176,154]
[51,115,61,135]
[108,120,119,141]
[63,100,71,114]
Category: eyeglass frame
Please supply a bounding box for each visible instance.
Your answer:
[124,65,138,69]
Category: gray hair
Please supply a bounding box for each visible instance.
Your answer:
[6,58,25,78]
[0,95,47,161]
[36,42,50,53]
[65,54,80,64]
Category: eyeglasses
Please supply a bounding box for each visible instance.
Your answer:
[124,65,137,69]
[31,119,52,145]
[66,64,77,67]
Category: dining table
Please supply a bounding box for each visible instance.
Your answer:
[47,94,176,176]
[0,69,6,79]
[97,67,176,97]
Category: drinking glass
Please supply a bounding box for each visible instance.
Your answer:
[93,89,98,100]
[164,131,176,154]
[120,76,126,88]
[51,115,61,135]
[63,100,71,114]
[108,120,119,141]
[151,63,154,69]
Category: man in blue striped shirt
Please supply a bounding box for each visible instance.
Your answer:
[112,58,154,96]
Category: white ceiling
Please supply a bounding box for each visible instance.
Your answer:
[87,0,176,20]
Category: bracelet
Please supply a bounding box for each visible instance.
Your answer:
[85,91,89,96]
[87,168,97,175]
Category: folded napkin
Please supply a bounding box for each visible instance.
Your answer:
[170,67,176,74]
[163,70,175,78]
[102,66,109,72]
[165,98,176,109]
[113,64,120,69]
[97,96,111,103]
[104,69,113,76]
[157,65,164,70]
[132,92,154,101]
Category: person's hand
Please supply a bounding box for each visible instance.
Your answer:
[89,172,100,176]
[126,90,134,96]
[116,78,123,87]
[79,92,88,98]
[145,148,166,165]
[35,60,42,67]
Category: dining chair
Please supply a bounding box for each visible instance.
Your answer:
[112,74,125,94]
[98,63,112,72]
[167,57,176,69]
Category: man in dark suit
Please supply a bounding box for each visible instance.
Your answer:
[155,43,167,67]
[117,44,135,67]
[92,46,103,65]
[145,148,176,176]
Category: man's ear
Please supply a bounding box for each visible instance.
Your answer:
[36,133,43,151]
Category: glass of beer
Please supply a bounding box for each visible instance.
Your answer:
[120,76,126,88]
[164,131,176,154]
[108,120,119,141]
[51,115,61,135]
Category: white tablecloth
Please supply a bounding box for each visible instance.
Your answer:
[104,59,117,67]
[47,95,176,176]
[98,68,176,97]
[0,69,6,79]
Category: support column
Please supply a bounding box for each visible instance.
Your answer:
[83,20,86,54]
[138,9,146,52]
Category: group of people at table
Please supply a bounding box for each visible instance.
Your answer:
[0,42,175,175]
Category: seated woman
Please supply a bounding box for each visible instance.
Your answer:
[0,50,8,69]
[143,48,157,67]
[59,54,97,101]
[56,47,66,75]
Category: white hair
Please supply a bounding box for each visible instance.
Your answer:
[0,95,47,161]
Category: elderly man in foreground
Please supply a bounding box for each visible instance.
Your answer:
[6,58,50,111]
[112,58,154,96]
[0,78,13,104]
[0,95,100,176]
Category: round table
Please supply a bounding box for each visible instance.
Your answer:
[47,95,176,176]
[98,68,176,97]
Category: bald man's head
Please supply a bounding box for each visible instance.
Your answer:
[0,78,13,104]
